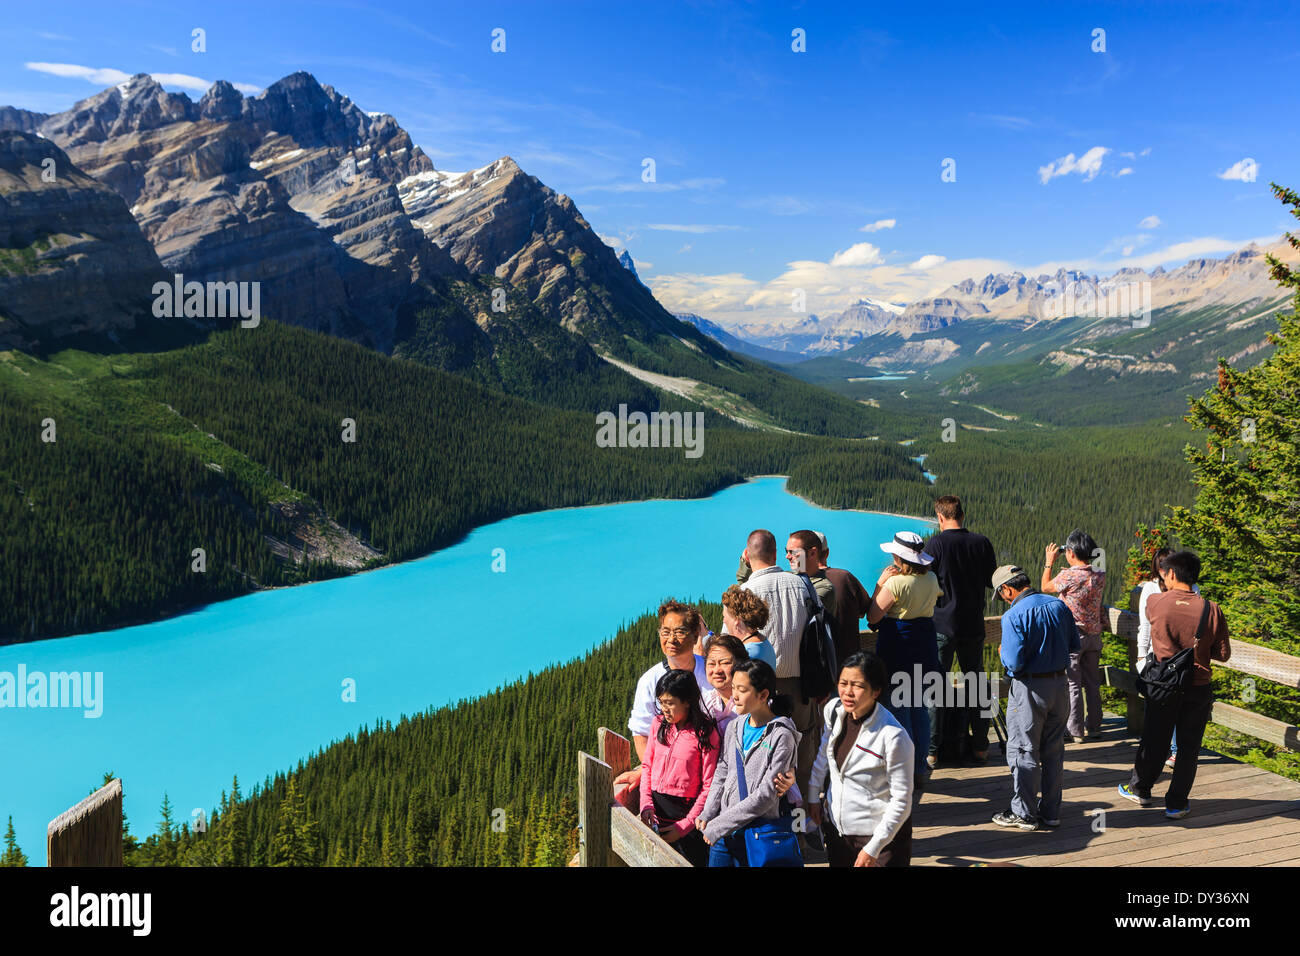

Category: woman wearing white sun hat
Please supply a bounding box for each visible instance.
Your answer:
[865,531,944,794]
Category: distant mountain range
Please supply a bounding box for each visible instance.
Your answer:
[681,241,1297,380]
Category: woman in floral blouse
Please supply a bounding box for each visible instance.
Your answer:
[1041,529,1106,741]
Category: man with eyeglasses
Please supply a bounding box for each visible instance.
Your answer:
[991,564,1078,833]
[616,599,713,808]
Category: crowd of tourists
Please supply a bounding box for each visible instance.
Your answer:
[614,494,1233,867]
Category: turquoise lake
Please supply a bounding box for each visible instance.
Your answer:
[0,476,930,864]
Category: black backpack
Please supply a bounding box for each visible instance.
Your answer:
[1136,600,1212,703]
[797,574,838,702]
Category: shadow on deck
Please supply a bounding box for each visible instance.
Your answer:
[912,715,1300,866]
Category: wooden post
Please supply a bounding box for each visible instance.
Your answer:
[577,752,612,867]
[1126,586,1144,737]
[598,727,631,777]
[48,778,123,867]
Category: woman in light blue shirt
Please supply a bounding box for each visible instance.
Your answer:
[721,585,778,669]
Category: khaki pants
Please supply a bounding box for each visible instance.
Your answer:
[775,677,824,802]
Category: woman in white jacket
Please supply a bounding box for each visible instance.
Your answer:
[808,651,915,867]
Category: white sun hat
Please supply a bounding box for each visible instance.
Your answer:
[879,530,934,565]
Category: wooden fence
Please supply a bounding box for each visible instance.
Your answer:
[577,727,689,867]
[47,777,123,867]
[859,586,1300,749]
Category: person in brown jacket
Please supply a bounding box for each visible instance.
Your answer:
[1119,550,1231,819]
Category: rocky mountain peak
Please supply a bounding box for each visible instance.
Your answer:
[199,79,244,121]
[41,73,196,147]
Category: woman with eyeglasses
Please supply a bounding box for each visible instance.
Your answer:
[639,669,719,866]
[615,599,713,809]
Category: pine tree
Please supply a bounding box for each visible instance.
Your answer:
[218,775,247,867]
[152,793,178,867]
[1168,182,1300,644]
[271,778,319,866]
[1,816,27,867]
[404,785,433,866]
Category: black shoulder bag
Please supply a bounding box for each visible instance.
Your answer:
[1136,600,1211,704]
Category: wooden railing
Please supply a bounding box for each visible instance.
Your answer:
[47,778,123,866]
[577,728,689,867]
[856,587,1299,749]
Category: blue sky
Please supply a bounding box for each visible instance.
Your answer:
[3,0,1297,327]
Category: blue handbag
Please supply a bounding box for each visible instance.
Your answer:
[734,745,804,867]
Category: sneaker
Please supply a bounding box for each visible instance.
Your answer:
[926,755,939,770]
[969,750,989,766]
[1117,783,1154,807]
[1064,734,1078,743]
[992,810,1041,831]
[1165,753,1177,769]
[1039,816,1061,828]
[1165,804,1191,820]
[1085,729,1101,739]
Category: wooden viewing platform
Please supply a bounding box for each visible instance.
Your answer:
[912,714,1300,867]
[578,590,1300,867]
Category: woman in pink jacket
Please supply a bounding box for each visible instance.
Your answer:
[640,668,720,866]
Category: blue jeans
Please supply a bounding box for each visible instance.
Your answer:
[883,700,932,781]
[707,830,749,867]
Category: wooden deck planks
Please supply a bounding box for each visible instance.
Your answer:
[909,715,1300,866]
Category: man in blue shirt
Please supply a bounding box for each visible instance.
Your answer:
[991,565,1080,831]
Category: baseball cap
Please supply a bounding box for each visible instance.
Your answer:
[991,565,1025,590]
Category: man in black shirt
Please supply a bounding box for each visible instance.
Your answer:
[923,495,997,766]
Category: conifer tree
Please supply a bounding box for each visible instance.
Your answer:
[1168,182,1300,643]
[152,793,178,867]
[1,816,27,867]
[218,776,247,867]
[271,777,320,866]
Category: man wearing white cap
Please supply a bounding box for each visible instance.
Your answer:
[865,531,944,791]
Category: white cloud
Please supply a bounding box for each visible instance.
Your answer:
[24,61,260,95]
[646,223,742,234]
[677,244,692,254]
[1218,158,1258,182]
[1138,215,1162,229]
[860,218,897,233]
[26,62,130,85]
[149,72,220,92]
[1038,146,1110,184]
[647,231,1284,330]
[1117,167,1133,176]
[597,233,624,250]
[830,242,883,268]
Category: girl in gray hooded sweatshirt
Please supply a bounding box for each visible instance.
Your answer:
[697,659,799,866]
